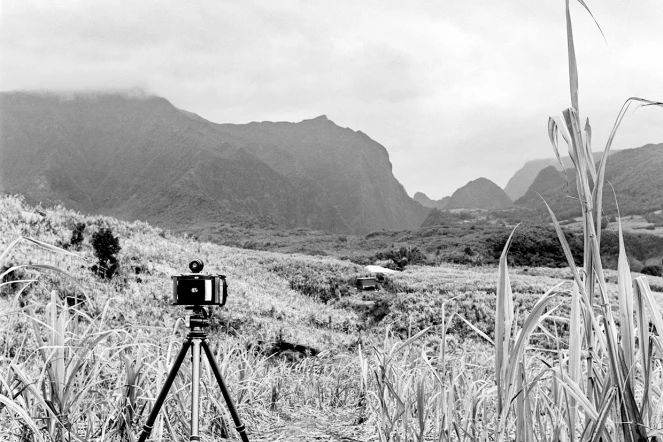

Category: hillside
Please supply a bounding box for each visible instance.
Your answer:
[504,152,607,201]
[2,194,662,440]
[0,91,428,235]
[515,143,663,219]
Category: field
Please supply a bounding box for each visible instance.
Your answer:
[2,192,663,441]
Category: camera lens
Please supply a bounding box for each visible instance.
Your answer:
[189,259,204,273]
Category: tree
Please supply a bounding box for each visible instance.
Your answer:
[91,228,121,279]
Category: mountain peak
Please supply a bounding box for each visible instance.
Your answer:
[302,115,331,124]
[446,177,512,210]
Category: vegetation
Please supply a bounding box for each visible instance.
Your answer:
[69,222,85,250]
[2,2,663,441]
[185,213,663,274]
[91,227,121,279]
[0,195,372,440]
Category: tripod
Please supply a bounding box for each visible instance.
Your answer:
[138,306,250,442]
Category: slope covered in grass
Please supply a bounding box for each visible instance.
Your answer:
[2,194,662,440]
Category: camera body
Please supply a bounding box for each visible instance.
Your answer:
[171,259,228,306]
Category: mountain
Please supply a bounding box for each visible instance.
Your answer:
[0,91,428,234]
[413,192,450,210]
[504,152,608,201]
[514,143,663,219]
[414,178,512,212]
[445,177,513,210]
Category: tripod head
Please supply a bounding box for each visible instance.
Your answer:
[185,305,210,331]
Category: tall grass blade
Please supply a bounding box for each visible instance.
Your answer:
[550,367,602,424]
[22,236,83,258]
[457,315,494,345]
[568,282,582,439]
[548,117,572,187]
[633,277,663,355]
[539,198,583,291]
[565,0,579,112]
[496,225,517,416]
[0,393,46,442]
[504,285,564,404]
[585,386,616,442]
[593,98,663,234]
[616,214,635,385]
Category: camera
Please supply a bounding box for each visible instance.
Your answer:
[172,259,228,306]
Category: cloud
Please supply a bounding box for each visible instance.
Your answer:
[1,0,662,200]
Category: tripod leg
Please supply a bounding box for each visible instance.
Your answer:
[201,340,251,442]
[190,338,202,441]
[138,339,192,442]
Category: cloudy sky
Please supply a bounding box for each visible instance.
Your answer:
[1,0,662,199]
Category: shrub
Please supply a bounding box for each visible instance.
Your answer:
[267,258,363,303]
[644,212,663,224]
[70,222,86,250]
[373,246,428,270]
[91,228,121,279]
[641,265,662,277]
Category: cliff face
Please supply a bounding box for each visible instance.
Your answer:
[0,91,428,234]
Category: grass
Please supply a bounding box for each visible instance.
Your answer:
[0,195,374,440]
[2,184,662,441]
[2,2,663,440]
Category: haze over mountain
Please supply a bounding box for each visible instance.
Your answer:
[514,143,663,219]
[414,178,512,211]
[0,91,428,234]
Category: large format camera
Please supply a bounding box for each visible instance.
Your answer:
[171,259,228,306]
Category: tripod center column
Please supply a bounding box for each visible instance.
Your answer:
[190,337,202,441]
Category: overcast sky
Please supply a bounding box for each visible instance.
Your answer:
[1,0,662,199]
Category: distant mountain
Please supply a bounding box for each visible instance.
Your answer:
[0,91,428,234]
[446,177,513,210]
[415,178,511,212]
[413,192,450,210]
[504,152,608,201]
[514,143,663,219]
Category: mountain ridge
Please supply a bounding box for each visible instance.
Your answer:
[514,143,663,219]
[0,91,428,234]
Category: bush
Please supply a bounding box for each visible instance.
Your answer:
[644,212,663,224]
[373,246,428,270]
[267,258,362,303]
[91,228,121,279]
[641,265,662,277]
[70,222,86,250]
[485,225,584,268]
